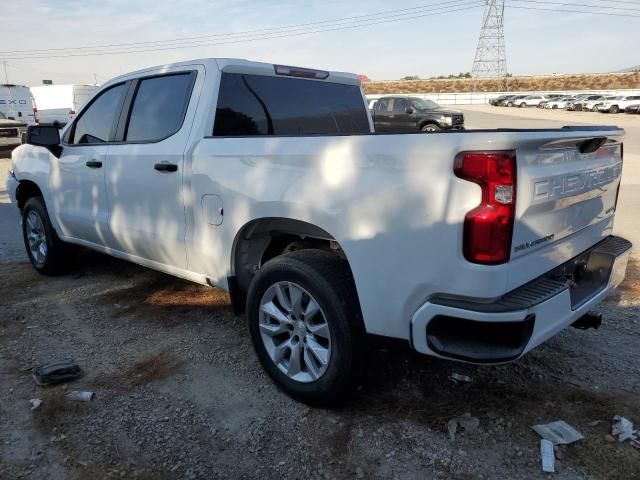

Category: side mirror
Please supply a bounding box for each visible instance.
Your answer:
[405,107,415,114]
[25,125,62,157]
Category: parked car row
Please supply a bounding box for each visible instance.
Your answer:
[490,93,640,113]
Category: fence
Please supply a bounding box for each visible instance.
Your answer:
[365,89,640,105]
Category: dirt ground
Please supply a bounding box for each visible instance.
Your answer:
[1,131,639,479]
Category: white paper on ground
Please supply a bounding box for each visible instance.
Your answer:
[532,420,584,445]
[612,416,634,443]
[540,439,555,473]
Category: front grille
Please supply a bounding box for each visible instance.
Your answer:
[0,128,18,138]
[452,114,464,125]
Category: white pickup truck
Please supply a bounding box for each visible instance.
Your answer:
[6,58,631,404]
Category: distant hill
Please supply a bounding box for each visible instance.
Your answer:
[618,65,640,72]
[363,72,640,94]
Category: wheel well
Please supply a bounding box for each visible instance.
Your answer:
[229,218,350,313]
[15,180,43,210]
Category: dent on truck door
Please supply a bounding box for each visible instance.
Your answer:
[53,83,128,244]
[104,71,196,269]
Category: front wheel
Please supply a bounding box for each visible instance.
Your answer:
[246,250,365,405]
[421,123,441,132]
[22,197,73,275]
[520,102,527,108]
[610,105,620,114]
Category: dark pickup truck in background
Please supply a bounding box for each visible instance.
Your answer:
[369,96,465,132]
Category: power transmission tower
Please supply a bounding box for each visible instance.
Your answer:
[471,0,508,91]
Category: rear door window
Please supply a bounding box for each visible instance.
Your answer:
[125,73,194,142]
[70,83,128,144]
[213,72,370,136]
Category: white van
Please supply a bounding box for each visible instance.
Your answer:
[0,84,38,125]
[30,84,98,126]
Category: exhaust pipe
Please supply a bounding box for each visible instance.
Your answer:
[572,311,602,330]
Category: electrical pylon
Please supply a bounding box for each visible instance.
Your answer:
[471,0,508,91]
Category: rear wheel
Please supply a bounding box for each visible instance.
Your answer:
[21,197,73,275]
[246,250,365,405]
[519,102,527,108]
[552,105,558,109]
[610,105,619,114]
[421,123,441,132]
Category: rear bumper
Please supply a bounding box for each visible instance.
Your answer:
[410,236,632,363]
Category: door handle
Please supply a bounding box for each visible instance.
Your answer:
[86,160,102,168]
[154,162,178,172]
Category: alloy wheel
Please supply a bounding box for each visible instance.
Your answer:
[25,210,48,264]
[258,281,332,383]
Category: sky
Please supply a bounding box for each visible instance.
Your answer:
[1,0,638,87]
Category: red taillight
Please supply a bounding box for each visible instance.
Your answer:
[454,151,517,265]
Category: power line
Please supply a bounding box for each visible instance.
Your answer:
[506,2,640,16]
[1,3,485,60]
[514,0,640,12]
[0,0,482,56]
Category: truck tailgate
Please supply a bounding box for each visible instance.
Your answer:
[512,129,623,261]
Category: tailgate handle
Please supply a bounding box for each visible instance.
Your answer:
[578,137,607,154]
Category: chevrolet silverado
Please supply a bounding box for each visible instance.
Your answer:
[6,58,631,404]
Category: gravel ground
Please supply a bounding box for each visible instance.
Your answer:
[1,118,639,480]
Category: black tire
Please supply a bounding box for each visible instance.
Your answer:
[246,249,365,405]
[519,102,526,108]
[610,105,619,114]
[552,105,558,109]
[507,102,514,107]
[21,197,73,275]
[421,123,441,132]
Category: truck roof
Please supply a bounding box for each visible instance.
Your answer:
[105,58,361,88]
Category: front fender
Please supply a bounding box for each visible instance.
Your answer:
[10,144,62,233]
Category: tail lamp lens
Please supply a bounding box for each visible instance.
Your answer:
[454,151,517,264]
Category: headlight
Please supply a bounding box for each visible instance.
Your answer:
[439,115,452,124]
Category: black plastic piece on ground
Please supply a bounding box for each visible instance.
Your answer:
[571,311,603,330]
[32,359,83,386]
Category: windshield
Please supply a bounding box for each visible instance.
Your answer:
[410,98,439,110]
